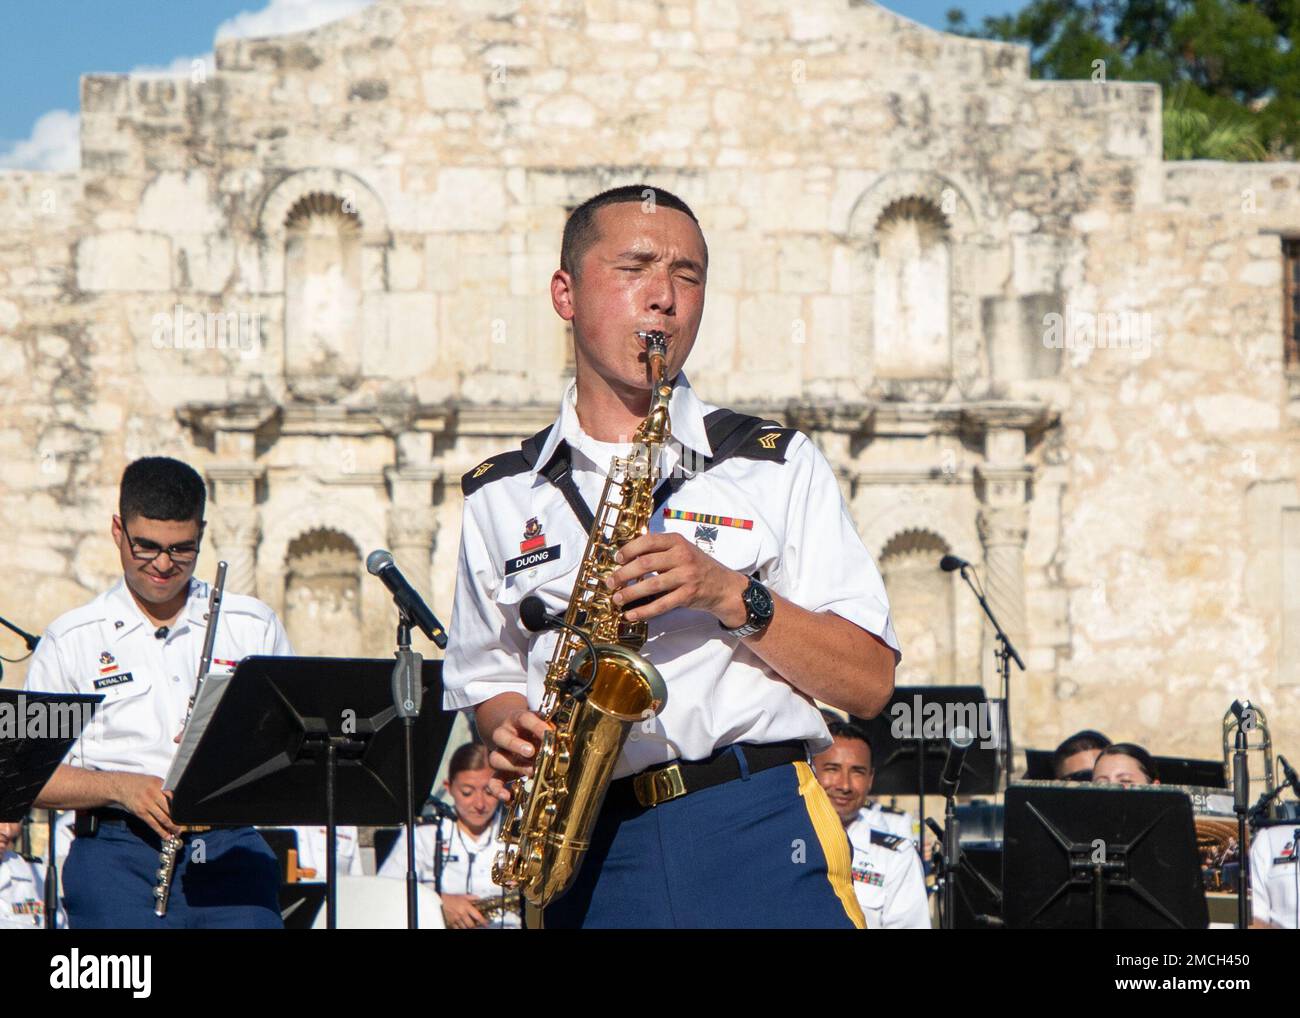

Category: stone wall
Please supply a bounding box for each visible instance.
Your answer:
[0,0,1296,777]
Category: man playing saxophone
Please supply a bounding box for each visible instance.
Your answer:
[444,185,899,928]
[24,457,291,928]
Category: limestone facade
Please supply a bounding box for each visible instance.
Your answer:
[1,0,1298,777]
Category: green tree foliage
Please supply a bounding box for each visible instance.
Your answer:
[944,1,1299,160]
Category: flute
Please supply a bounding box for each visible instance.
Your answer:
[152,561,227,918]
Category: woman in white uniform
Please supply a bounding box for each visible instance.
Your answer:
[379,742,518,929]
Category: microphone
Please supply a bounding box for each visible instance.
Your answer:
[1280,756,1300,800]
[519,595,600,697]
[519,595,552,635]
[940,726,975,797]
[939,554,971,573]
[425,798,458,821]
[366,550,448,649]
[154,626,169,641]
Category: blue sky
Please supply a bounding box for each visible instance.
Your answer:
[0,0,1026,170]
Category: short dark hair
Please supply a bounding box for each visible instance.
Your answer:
[560,184,707,280]
[447,741,489,779]
[119,457,206,524]
[1095,742,1159,783]
[1053,729,1112,778]
[827,719,876,768]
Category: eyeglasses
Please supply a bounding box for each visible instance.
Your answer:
[119,518,202,565]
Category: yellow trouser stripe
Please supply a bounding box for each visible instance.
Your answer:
[794,760,867,929]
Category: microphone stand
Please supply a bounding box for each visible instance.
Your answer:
[925,818,946,927]
[44,811,58,930]
[390,610,423,931]
[938,738,972,930]
[0,613,40,651]
[0,612,40,684]
[955,565,1024,788]
[1232,721,1251,929]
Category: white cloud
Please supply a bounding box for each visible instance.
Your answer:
[0,0,375,172]
[130,54,213,80]
[215,0,374,41]
[0,109,80,172]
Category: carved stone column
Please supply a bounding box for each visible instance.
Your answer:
[385,431,440,617]
[975,500,1029,648]
[206,457,265,597]
[177,402,277,599]
[963,404,1052,689]
[208,503,262,597]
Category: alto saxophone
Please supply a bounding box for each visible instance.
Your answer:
[493,331,672,908]
[153,560,227,917]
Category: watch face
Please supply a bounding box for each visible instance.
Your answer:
[746,581,774,620]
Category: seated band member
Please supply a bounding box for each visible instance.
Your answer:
[378,742,518,929]
[813,721,929,929]
[1052,729,1112,781]
[0,821,64,929]
[446,185,899,929]
[818,707,914,841]
[25,457,292,928]
[289,825,364,881]
[1090,742,1159,786]
[1249,823,1300,929]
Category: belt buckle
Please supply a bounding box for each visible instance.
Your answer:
[633,763,686,807]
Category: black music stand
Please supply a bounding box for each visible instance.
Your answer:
[1003,782,1208,929]
[953,841,1004,929]
[858,686,1001,930]
[0,689,101,930]
[279,883,328,930]
[1154,756,1226,789]
[167,656,454,931]
[855,684,1001,815]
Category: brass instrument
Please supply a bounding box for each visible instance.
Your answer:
[1222,699,1275,821]
[492,331,671,908]
[153,561,227,917]
[472,891,523,924]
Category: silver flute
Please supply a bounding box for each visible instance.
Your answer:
[153,560,227,918]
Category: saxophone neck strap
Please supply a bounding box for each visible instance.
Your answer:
[520,410,787,534]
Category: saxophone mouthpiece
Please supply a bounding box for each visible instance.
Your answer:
[636,329,667,354]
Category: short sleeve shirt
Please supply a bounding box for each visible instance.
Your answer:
[24,578,293,782]
[845,809,930,929]
[1250,824,1300,929]
[442,373,901,778]
[0,851,62,929]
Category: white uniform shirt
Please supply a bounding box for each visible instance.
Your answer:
[1250,824,1300,929]
[378,813,519,928]
[24,578,292,784]
[865,801,917,843]
[444,374,900,778]
[846,809,930,929]
[291,826,364,880]
[0,851,63,929]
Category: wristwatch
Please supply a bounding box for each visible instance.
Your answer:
[721,577,775,638]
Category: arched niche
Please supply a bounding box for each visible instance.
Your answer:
[282,192,363,401]
[873,197,952,382]
[879,528,957,685]
[844,171,982,399]
[284,528,362,657]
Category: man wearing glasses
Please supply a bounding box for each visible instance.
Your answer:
[25,457,292,928]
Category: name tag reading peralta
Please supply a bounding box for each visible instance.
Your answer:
[505,545,561,576]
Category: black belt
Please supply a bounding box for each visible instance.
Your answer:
[74,808,160,842]
[606,740,807,812]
